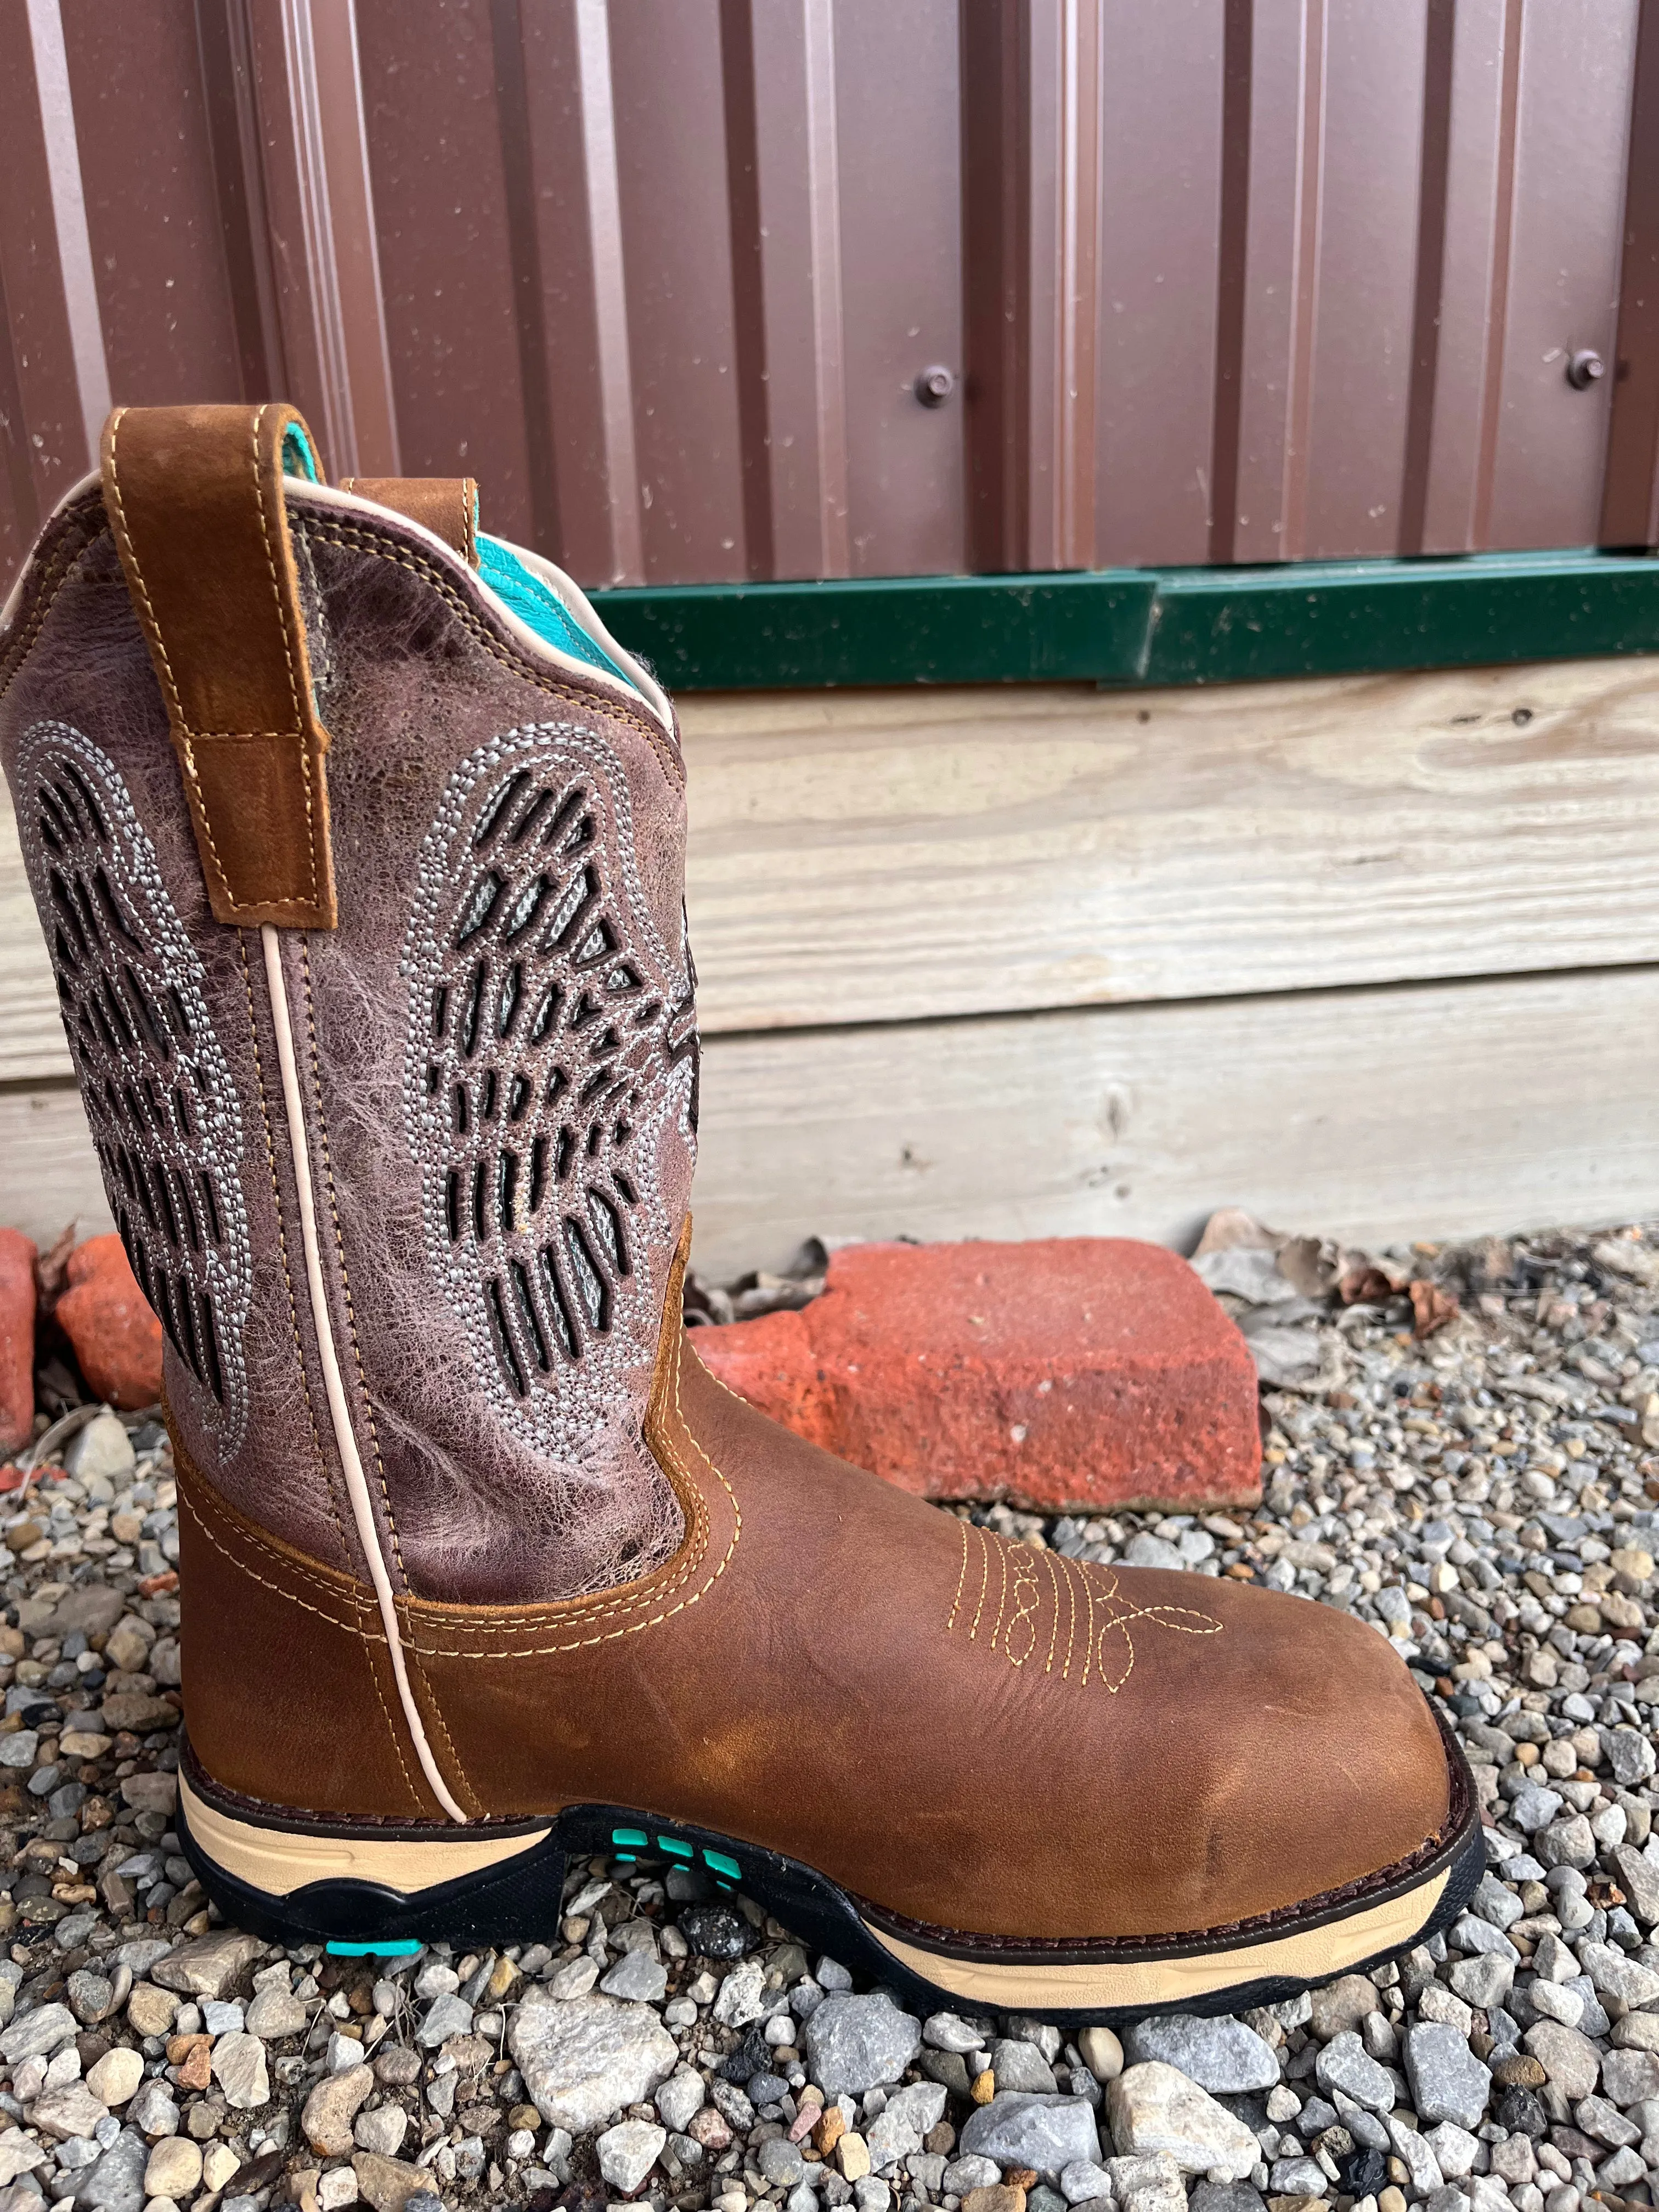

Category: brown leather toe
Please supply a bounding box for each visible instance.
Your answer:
[636,1339,1454,1941]
[180,1321,1453,1943]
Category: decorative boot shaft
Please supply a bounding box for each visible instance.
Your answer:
[0,408,697,1608]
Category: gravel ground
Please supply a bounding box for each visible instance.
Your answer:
[0,1220,1655,2212]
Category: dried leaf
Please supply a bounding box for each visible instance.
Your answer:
[1409,1279,1459,1338]
[32,1223,76,1315]
[1192,1207,1282,1258]
[1274,1234,1339,1299]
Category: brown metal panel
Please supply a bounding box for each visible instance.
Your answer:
[1229,0,1324,563]
[303,0,400,474]
[832,0,966,579]
[194,0,291,404]
[24,0,110,462]
[1300,0,1426,557]
[741,0,851,579]
[961,0,1028,573]
[1207,0,1251,563]
[1465,0,1525,553]
[1396,0,1454,557]
[718,0,772,580]
[505,0,643,583]
[1023,0,1099,572]
[608,0,747,584]
[1408,0,1510,554]
[354,0,531,527]
[59,0,242,409]
[0,0,1652,590]
[242,0,399,480]
[0,0,101,552]
[1483,0,1636,550]
[0,278,32,590]
[1602,0,1659,548]
[1094,0,1226,568]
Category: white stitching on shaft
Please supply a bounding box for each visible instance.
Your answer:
[259,923,469,1823]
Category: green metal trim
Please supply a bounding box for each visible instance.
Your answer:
[593,571,1155,688]
[590,546,1659,691]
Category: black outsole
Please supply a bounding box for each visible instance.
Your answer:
[177,1759,1485,2027]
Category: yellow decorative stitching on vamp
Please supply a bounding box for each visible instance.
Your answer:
[1004,1547,1042,1667]
[968,1522,990,1641]
[946,1517,971,1634]
[946,1528,1222,1694]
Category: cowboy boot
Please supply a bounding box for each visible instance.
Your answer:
[0,404,1480,2023]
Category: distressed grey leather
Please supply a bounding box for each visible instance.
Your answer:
[1,489,696,1602]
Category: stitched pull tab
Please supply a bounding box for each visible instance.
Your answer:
[339,476,479,567]
[100,402,338,930]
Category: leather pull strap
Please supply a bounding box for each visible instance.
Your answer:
[340,477,479,566]
[100,403,337,930]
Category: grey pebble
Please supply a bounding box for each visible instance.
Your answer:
[805,1994,922,2096]
[1404,2021,1493,2130]
[1313,2030,1396,2115]
[759,2137,806,2186]
[599,1949,668,2004]
[960,2092,1102,2176]
[989,2036,1058,2094]
[1125,2015,1279,2094]
[75,2129,149,2212]
[415,1991,474,2047]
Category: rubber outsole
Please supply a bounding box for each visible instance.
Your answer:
[176,1728,1484,2027]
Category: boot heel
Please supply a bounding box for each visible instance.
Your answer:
[176,1771,566,1954]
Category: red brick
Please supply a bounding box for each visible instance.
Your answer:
[56,1235,162,1410]
[695,1239,1261,1510]
[0,1231,37,1458]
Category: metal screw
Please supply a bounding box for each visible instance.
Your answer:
[914,365,955,408]
[1566,349,1605,390]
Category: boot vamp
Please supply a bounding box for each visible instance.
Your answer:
[416,1336,1453,1943]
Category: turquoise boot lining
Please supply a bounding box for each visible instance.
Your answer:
[281,422,321,481]
[476,533,628,684]
[280,426,627,687]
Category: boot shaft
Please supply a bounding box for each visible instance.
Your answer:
[1,407,697,1612]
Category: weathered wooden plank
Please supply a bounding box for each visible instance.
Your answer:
[0,796,61,1081]
[689,964,1659,1277]
[677,658,1659,1030]
[0,1086,112,1247]
[5,966,1656,1279]
[7,658,1659,1069]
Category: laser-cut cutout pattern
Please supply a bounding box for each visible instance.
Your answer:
[403,727,697,1465]
[16,722,251,1449]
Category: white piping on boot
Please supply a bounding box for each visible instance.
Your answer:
[260,923,469,1823]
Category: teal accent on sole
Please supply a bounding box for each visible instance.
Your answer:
[611,1826,648,1848]
[704,1849,741,1878]
[325,1938,422,1957]
[656,1837,693,1859]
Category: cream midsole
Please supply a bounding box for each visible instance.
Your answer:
[179,1776,550,1899]
[864,1867,1451,2010]
[185,1765,1451,1994]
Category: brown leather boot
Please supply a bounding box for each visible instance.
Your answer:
[0,405,1480,2021]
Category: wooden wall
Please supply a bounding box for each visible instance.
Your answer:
[4,659,1658,1275]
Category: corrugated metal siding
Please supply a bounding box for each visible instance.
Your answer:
[1,0,1654,593]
